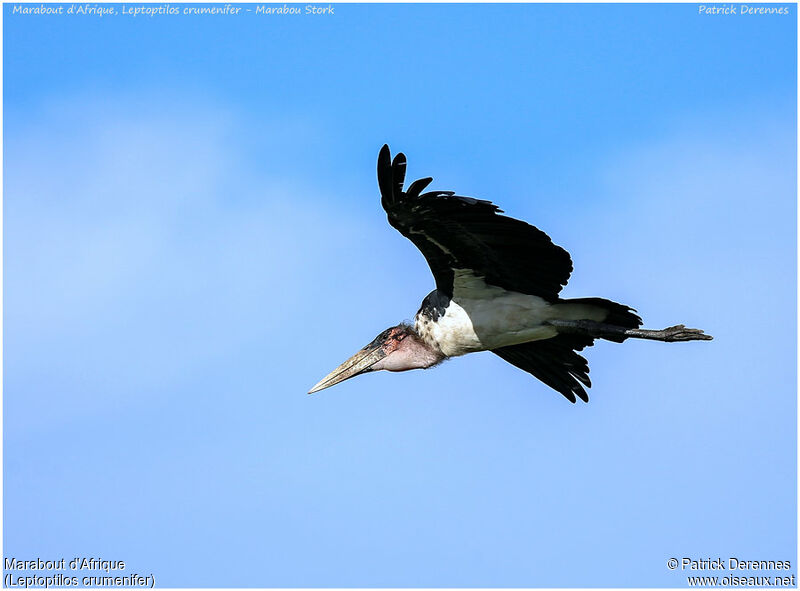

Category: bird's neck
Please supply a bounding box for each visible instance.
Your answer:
[414,335,447,368]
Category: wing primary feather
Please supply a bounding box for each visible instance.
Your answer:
[392,153,407,199]
[377,144,394,205]
[406,177,433,199]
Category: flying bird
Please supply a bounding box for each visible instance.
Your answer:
[309,145,712,402]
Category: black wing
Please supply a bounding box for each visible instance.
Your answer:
[492,334,595,403]
[492,299,641,402]
[378,145,572,300]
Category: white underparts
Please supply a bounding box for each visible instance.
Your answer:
[414,269,608,358]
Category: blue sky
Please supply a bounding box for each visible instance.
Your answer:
[4,3,796,587]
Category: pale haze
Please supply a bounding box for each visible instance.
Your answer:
[4,4,796,587]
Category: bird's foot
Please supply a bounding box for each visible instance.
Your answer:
[657,324,713,342]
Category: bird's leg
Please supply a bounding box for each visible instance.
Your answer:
[547,319,713,342]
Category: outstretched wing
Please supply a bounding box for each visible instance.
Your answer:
[492,334,595,403]
[378,145,572,300]
[492,298,641,402]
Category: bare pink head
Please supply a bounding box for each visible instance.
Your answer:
[308,324,444,393]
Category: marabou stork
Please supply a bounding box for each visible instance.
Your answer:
[309,145,712,402]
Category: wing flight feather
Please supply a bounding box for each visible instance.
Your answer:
[378,144,572,300]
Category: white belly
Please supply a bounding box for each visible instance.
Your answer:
[414,270,562,357]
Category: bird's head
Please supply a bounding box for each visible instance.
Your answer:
[308,323,443,394]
